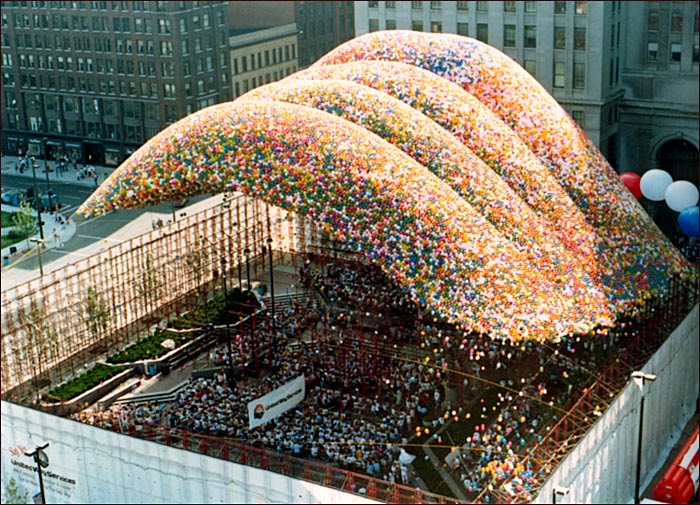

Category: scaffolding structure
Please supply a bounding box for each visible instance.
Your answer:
[0,194,329,401]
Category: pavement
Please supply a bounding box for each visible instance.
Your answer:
[1,152,229,290]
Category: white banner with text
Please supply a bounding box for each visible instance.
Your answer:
[248,375,305,430]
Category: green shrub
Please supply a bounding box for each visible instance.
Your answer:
[107,329,186,364]
[48,364,125,401]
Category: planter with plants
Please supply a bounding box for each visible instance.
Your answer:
[47,363,127,402]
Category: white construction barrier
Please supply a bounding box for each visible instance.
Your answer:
[1,400,379,504]
[534,305,699,504]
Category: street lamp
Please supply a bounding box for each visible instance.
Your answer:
[267,237,276,367]
[24,443,49,504]
[30,238,46,277]
[220,258,236,389]
[30,158,45,240]
[42,138,53,213]
[632,371,657,505]
[552,485,570,504]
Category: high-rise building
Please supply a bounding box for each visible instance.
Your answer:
[294,1,355,68]
[227,1,294,31]
[354,1,699,179]
[619,1,699,181]
[1,1,231,166]
[229,23,299,100]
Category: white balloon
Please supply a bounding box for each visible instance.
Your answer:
[640,169,673,201]
[665,181,700,212]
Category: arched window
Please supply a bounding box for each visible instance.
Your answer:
[656,138,699,186]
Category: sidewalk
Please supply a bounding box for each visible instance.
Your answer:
[1,203,77,267]
[1,154,113,188]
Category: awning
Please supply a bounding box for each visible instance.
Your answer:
[65,142,82,148]
[46,140,62,147]
[105,147,120,153]
[28,138,42,144]
[6,136,19,141]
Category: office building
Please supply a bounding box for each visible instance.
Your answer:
[354,1,699,178]
[229,23,299,100]
[619,1,698,181]
[294,1,355,68]
[1,1,231,166]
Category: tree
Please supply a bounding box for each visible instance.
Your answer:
[84,286,111,339]
[11,202,38,247]
[3,477,29,504]
[135,252,164,308]
[18,302,60,383]
[184,236,209,301]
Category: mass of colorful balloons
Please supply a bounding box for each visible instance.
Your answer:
[77,31,692,341]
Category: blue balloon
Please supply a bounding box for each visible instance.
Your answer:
[678,206,699,237]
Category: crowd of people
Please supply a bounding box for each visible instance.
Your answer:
[78,257,657,500]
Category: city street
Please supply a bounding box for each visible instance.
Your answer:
[1,172,215,289]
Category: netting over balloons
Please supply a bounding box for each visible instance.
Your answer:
[77,31,690,341]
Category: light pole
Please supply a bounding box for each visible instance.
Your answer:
[42,138,53,213]
[632,371,657,505]
[220,258,236,389]
[30,238,46,277]
[24,443,49,504]
[30,158,45,240]
[552,485,570,504]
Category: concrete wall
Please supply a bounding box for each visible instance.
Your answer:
[533,305,699,504]
[1,400,379,504]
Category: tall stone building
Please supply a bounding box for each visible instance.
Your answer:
[354,1,699,180]
[294,1,355,68]
[1,0,231,165]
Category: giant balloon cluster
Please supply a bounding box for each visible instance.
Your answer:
[77,31,692,342]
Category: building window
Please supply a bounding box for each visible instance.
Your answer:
[179,18,187,34]
[554,1,566,14]
[411,0,422,8]
[368,0,378,7]
[386,1,396,8]
[431,21,442,33]
[554,26,566,49]
[386,19,396,30]
[648,11,659,31]
[524,25,536,48]
[647,42,658,61]
[671,12,683,33]
[457,1,468,11]
[524,1,536,13]
[412,20,423,32]
[476,1,488,12]
[573,62,585,89]
[457,22,468,36]
[574,27,586,50]
[575,1,587,15]
[524,59,536,77]
[571,110,585,128]
[692,40,698,63]
[369,18,379,32]
[477,23,488,43]
[671,43,682,62]
[553,61,565,88]
[430,1,441,10]
[504,1,516,13]
[504,24,516,47]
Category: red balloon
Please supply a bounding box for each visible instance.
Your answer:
[620,172,642,199]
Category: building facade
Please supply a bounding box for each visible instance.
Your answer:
[294,1,355,68]
[1,0,231,166]
[229,24,299,100]
[619,1,699,182]
[354,1,699,177]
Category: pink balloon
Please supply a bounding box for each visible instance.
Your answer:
[620,172,642,199]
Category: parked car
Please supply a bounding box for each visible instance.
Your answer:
[1,190,23,207]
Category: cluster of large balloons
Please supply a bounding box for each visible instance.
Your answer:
[620,169,699,237]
